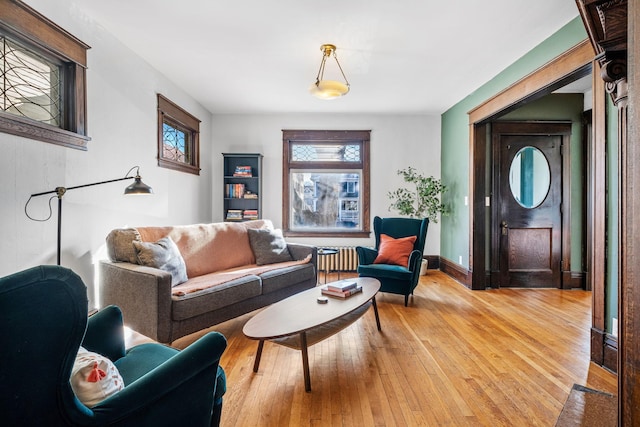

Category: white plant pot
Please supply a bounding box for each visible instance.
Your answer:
[419,259,428,276]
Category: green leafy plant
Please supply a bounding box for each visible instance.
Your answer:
[387,167,448,223]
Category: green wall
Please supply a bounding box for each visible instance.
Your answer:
[498,93,585,271]
[440,17,588,269]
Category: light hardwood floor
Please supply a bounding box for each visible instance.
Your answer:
[173,271,617,427]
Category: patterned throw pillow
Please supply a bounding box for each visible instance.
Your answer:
[133,236,189,286]
[374,234,417,267]
[70,346,124,408]
[247,228,293,265]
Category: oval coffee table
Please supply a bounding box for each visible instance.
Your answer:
[243,277,381,392]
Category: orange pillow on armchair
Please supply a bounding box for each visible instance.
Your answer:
[374,234,417,267]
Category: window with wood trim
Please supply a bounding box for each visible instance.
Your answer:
[0,1,90,150]
[282,129,371,237]
[157,94,200,175]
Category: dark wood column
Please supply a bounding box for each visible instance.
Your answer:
[576,0,634,424]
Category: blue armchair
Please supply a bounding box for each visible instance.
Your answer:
[0,265,227,427]
[356,216,429,306]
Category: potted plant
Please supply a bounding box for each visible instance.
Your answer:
[387,167,448,274]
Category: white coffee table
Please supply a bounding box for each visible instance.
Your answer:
[242,277,381,392]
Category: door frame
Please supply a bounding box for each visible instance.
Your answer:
[490,121,573,289]
[467,39,609,364]
[468,40,595,290]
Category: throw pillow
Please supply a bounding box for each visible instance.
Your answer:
[247,228,293,265]
[70,346,124,408]
[106,228,142,263]
[374,234,417,267]
[133,236,188,286]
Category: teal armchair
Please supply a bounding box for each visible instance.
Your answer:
[0,265,227,427]
[356,216,429,306]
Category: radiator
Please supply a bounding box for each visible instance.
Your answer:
[317,246,359,272]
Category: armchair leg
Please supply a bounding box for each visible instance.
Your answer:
[211,399,223,427]
[404,294,409,307]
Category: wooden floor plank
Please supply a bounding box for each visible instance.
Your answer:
[172,271,617,426]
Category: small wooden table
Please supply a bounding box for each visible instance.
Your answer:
[242,277,381,392]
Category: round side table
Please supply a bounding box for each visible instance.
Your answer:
[317,248,340,284]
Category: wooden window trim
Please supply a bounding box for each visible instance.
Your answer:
[282,129,371,238]
[0,0,90,150]
[157,94,200,175]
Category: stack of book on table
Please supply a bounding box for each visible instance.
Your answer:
[320,280,362,298]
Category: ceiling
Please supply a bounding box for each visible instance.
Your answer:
[67,0,581,115]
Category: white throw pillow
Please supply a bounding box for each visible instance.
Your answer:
[133,236,189,286]
[70,346,124,408]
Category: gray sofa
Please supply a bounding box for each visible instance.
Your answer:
[99,220,317,343]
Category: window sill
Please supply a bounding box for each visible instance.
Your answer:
[158,158,200,175]
[0,112,90,150]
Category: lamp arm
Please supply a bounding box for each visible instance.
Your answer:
[29,166,140,198]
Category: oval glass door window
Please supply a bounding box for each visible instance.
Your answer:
[509,146,550,208]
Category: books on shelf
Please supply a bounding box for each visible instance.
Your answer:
[320,284,363,298]
[225,183,246,198]
[326,280,358,292]
[225,209,243,221]
[243,209,259,220]
[233,165,253,177]
[243,190,258,199]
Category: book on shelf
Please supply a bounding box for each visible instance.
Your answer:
[243,190,258,199]
[320,285,363,298]
[225,183,245,198]
[326,280,358,292]
[233,165,253,177]
[243,209,259,219]
[225,209,243,220]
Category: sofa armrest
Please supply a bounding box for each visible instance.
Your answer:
[99,260,173,343]
[287,243,317,284]
[287,243,317,265]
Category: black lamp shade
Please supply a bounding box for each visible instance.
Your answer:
[124,177,153,195]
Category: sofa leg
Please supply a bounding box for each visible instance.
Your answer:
[404,295,409,306]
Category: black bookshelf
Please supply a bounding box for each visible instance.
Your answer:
[222,153,263,222]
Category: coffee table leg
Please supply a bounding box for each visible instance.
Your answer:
[253,340,265,372]
[300,331,311,392]
[372,296,382,331]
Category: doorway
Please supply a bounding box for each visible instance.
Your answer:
[490,122,571,288]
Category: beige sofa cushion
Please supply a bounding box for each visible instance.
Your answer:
[136,219,271,278]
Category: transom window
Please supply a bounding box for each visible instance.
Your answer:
[157,94,200,175]
[282,130,371,237]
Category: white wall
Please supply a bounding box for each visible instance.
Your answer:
[0,0,213,306]
[1,2,442,309]
[212,114,442,254]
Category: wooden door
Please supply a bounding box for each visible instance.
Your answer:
[492,122,569,288]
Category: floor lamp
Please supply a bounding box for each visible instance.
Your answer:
[25,166,153,265]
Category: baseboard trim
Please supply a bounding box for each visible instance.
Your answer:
[604,334,618,374]
[439,257,471,288]
[424,255,440,269]
[591,327,618,374]
[562,271,586,289]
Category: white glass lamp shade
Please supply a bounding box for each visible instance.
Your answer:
[309,80,350,99]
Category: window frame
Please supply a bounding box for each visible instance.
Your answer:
[0,0,90,150]
[282,129,371,238]
[157,94,200,175]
